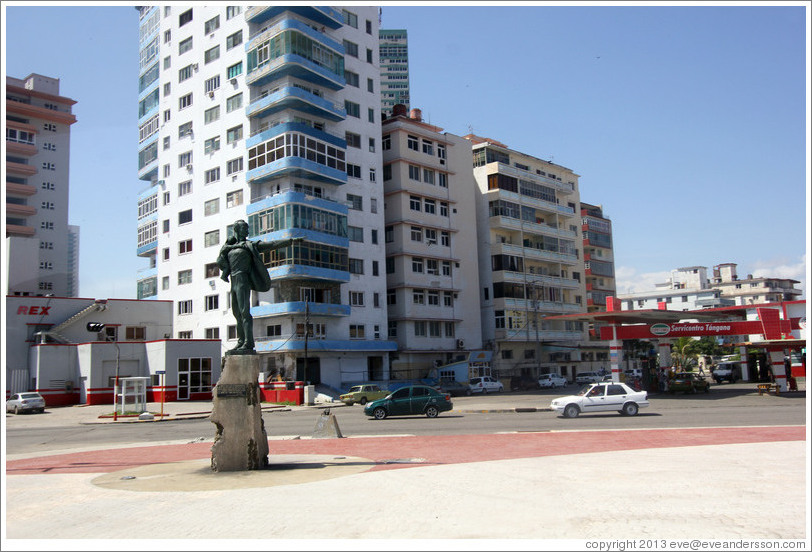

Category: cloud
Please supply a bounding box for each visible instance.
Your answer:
[748,254,807,299]
[614,267,672,296]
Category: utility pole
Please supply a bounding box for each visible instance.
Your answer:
[303,297,310,384]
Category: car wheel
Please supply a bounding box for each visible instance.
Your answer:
[372,407,387,420]
[482,388,488,394]
[14,406,20,415]
[466,389,472,396]
[359,397,368,405]
[498,386,503,393]
[622,402,639,416]
[704,386,710,393]
[425,405,439,418]
[563,404,580,418]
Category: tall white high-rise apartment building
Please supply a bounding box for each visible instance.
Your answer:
[5,73,79,297]
[381,105,482,380]
[135,6,395,389]
[467,135,588,380]
[378,29,410,117]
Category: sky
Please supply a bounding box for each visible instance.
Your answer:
[2,1,809,301]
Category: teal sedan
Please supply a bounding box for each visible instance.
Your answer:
[364,385,453,419]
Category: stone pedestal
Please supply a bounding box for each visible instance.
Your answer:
[210,355,269,471]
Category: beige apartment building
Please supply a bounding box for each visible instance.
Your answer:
[382,105,482,380]
[467,135,590,381]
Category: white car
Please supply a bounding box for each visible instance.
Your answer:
[468,376,504,394]
[6,392,46,414]
[574,372,602,384]
[550,382,649,418]
[538,373,568,389]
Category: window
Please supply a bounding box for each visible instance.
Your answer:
[205,263,220,278]
[368,108,375,123]
[226,190,244,208]
[349,325,365,339]
[178,122,193,138]
[178,209,192,224]
[410,196,421,211]
[414,321,426,337]
[178,269,192,285]
[178,37,193,55]
[178,8,192,27]
[368,137,375,152]
[366,48,373,63]
[226,30,242,50]
[204,105,220,124]
[163,219,170,232]
[348,226,364,242]
[205,294,219,311]
[204,45,220,64]
[411,227,423,242]
[178,151,192,167]
[163,136,170,150]
[438,173,448,188]
[204,15,219,34]
[227,125,243,144]
[441,231,450,247]
[440,202,449,217]
[408,165,421,181]
[344,70,359,87]
[444,291,454,307]
[350,291,364,306]
[422,139,434,155]
[423,168,435,184]
[204,136,220,154]
[347,194,362,210]
[382,135,391,150]
[178,300,193,315]
[366,19,372,34]
[429,321,441,337]
[345,101,360,118]
[349,258,364,274]
[343,40,359,58]
[179,93,192,110]
[372,259,379,275]
[343,9,358,28]
[163,82,171,96]
[227,62,243,78]
[367,78,374,93]
[179,239,192,254]
[427,259,439,275]
[163,56,171,70]
[226,93,243,112]
[203,230,219,248]
[226,157,243,174]
[226,6,241,19]
[424,199,436,214]
[178,179,192,196]
[204,75,220,93]
[345,131,361,148]
[412,257,424,273]
[413,289,425,305]
[205,167,220,184]
[164,29,171,43]
[346,163,361,178]
[204,198,220,215]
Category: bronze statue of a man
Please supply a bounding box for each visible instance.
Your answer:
[216,219,300,354]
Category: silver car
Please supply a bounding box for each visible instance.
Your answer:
[6,392,46,414]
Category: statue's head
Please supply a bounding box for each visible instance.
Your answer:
[233,219,249,239]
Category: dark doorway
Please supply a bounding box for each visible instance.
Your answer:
[296,357,321,385]
[368,356,384,380]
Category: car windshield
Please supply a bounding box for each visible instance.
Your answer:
[348,386,362,393]
[20,393,41,399]
[577,385,595,396]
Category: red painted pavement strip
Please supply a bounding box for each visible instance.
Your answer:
[6,426,804,476]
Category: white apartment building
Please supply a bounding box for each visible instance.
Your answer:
[135,6,395,391]
[468,135,588,379]
[6,73,79,297]
[378,29,410,117]
[618,263,802,311]
[381,105,482,380]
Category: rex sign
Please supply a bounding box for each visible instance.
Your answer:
[16,305,52,316]
[601,318,799,340]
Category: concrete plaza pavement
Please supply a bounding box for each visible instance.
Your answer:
[3,389,809,546]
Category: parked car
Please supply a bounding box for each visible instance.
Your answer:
[6,392,46,414]
[510,375,539,391]
[468,376,504,394]
[339,384,389,406]
[538,373,568,389]
[712,362,741,384]
[438,380,469,397]
[669,372,710,394]
[364,385,453,419]
[574,372,602,385]
[550,382,649,418]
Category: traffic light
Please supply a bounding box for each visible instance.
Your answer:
[86,322,105,332]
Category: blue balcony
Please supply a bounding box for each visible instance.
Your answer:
[251,301,351,319]
[246,53,345,90]
[246,6,343,29]
[247,86,346,122]
[247,191,348,217]
[247,156,347,186]
[267,264,350,283]
[247,122,345,149]
[255,339,398,354]
[136,240,157,257]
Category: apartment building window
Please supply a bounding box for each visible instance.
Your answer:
[410,226,422,242]
[385,226,394,243]
[204,106,220,124]
[179,8,192,27]
[366,19,372,34]
[163,137,170,150]
[437,143,447,161]
[44,123,57,132]
[179,239,192,254]
[369,168,376,182]
[178,300,193,315]
[226,93,242,112]
[204,75,220,93]
[412,289,425,305]
[388,321,397,338]
[204,15,219,34]
[407,135,419,151]
[350,291,364,306]
[226,30,242,50]
[266,325,282,337]
[372,259,379,275]
[366,48,373,63]
[345,131,361,148]
[205,294,219,311]
[204,136,221,154]
[342,9,358,28]
[423,169,435,185]
[163,219,170,232]
[412,257,424,273]
[424,199,436,214]
[367,78,374,93]
[205,263,220,278]
[178,180,192,196]
[427,259,439,275]
[410,196,421,211]
[162,276,170,290]
[422,139,434,155]
[348,226,364,242]
[204,230,220,247]
[205,167,220,184]
[226,157,243,175]
[371,198,378,213]
[425,228,437,244]
[226,190,243,208]
[178,209,192,225]
[344,70,359,87]
[343,40,359,58]
[179,93,192,110]
[408,165,420,181]
[444,292,454,307]
[346,193,363,210]
[349,258,364,274]
[368,108,375,123]
[226,125,243,144]
[442,261,452,276]
[382,135,391,150]
[204,45,220,64]
[226,6,241,19]
[178,151,192,167]
[164,109,171,122]
[346,164,361,178]
[227,62,243,78]
[438,173,448,188]
[441,231,450,247]
[163,56,171,70]
[204,198,219,215]
[345,101,360,118]
[178,269,192,285]
[178,37,193,55]
[414,321,426,337]
[349,325,365,339]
